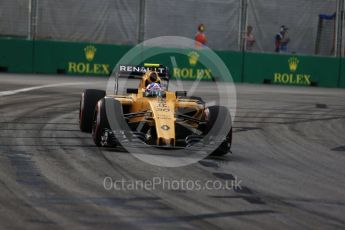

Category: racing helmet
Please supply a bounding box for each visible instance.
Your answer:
[145,72,161,87]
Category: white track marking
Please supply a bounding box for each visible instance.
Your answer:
[0,82,91,97]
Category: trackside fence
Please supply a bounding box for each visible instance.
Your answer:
[1,0,344,57]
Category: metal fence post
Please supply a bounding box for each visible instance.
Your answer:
[239,0,248,83]
[338,0,344,87]
[339,0,345,56]
[28,0,32,39]
[137,0,146,44]
[239,0,248,51]
[28,0,38,40]
[335,0,344,56]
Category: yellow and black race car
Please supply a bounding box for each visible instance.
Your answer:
[79,64,232,156]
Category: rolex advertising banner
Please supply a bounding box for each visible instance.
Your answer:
[33,40,243,82]
[135,47,242,83]
[243,52,340,88]
[0,38,344,88]
[33,40,132,75]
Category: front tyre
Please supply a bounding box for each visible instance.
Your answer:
[79,89,106,133]
[92,98,109,147]
[205,106,232,156]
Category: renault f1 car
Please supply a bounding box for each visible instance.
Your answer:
[79,64,232,156]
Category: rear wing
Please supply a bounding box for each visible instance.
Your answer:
[117,64,170,81]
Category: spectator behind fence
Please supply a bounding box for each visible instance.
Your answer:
[195,24,208,48]
[275,25,290,53]
[244,25,256,51]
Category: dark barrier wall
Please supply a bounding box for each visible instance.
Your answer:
[243,52,340,88]
[0,38,33,73]
[0,38,344,88]
[216,51,242,83]
[341,58,345,88]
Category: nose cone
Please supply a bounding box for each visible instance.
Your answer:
[149,100,176,146]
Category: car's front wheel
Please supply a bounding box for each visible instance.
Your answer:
[204,106,232,156]
[79,89,105,133]
[92,98,110,147]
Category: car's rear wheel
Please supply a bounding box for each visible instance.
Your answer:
[204,106,232,156]
[79,89,105,133]
[92,98,109,147]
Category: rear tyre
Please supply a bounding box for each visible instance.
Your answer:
[205,106,232,156]
[92,98,109,147]
[79,89,105,133]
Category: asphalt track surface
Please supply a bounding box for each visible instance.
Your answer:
[0,73,344,230]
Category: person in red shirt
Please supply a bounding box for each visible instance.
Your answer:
[195,24,208,48]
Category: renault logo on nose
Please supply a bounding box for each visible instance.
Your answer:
[161,125,170,131]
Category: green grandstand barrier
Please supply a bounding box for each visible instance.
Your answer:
[0,38,33,73]
[243,52,340,88]
[33,40,132,75]
[137,47,242,82]
[340,58,345,88]
[214,50,242,83]
[34,41,242,81]
[0,38,343,88]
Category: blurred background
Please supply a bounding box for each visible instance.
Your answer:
[0,0,344,57]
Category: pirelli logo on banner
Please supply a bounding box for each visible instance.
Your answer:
[273,57,312,85]
[68,45,110,75]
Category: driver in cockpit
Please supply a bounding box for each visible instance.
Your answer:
[144,72,163,97]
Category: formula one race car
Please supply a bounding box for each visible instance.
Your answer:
[79,64,232,156]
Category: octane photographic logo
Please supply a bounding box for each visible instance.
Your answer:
[106,36,237,167]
